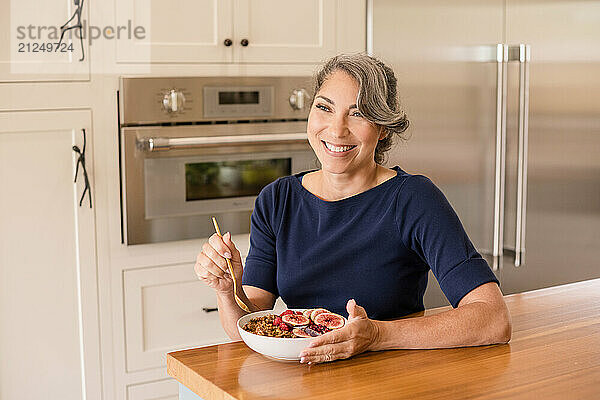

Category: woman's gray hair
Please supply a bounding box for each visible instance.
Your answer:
[312,53,409,164]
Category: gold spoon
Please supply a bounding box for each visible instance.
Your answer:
[211,217,251,313]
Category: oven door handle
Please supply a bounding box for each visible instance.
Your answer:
[137,133,308,152]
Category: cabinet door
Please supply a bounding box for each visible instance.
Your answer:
[0,110,101,400]
[0,0,90,81]
[123,263,230,372]
[233,0,337,63]
[115,0,233,63]
[127,379,179,400]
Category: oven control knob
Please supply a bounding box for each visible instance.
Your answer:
[162,89,186,114]
[289,89,309,111]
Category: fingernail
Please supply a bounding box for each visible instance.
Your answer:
[224,252,232,259]
[308,342,316,347]
[224,232,231,240]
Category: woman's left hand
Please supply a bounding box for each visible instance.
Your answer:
[299,299,379,364]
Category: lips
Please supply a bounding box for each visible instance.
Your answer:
[322,140,357,153]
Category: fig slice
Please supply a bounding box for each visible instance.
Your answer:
[302,309,314,319]
[304,327,321,337]
[310,308,329,322]
[281,314,310,327]
[314,312,345,330]
[292,328,312,338]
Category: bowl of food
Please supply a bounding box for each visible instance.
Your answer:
[237,308,346,361]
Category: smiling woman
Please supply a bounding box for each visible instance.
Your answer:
[194,53,511,365]
[304,55,410,200]
[307,70,387,188]
[311,54,409,165]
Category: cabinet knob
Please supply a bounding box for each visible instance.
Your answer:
[223,38,233,47]
[202,307,218,313]
[289,89,309,111]
[240,38,249,47]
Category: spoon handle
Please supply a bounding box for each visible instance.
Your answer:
[211,217,251,313]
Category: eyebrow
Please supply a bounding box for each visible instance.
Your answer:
[315,95,357,109]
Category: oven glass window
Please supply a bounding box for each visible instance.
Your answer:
[218,91,260,105]
[185,159,291,201]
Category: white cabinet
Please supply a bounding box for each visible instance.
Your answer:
[115,0,365,64]
[123,263,230,372]
[127,379,179,400]
[232,0,336,63]
[0,0,90,82]
[116,0,234,64]
[0,110,101,400]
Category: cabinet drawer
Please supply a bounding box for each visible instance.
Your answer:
[124,263,231,372]
[127,379,178,400]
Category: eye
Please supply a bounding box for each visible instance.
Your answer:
[315,103,331,112]
[351,111,363,118]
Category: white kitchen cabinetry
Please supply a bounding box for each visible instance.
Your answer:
[116,0,234,64]
[0,0,90,82]
[127,379,179,400]
[232,0,336,63]
[115,0,364,64]
[123,263,230,372]
[0,110,101,400]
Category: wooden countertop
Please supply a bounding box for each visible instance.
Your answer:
[167,279,600,399]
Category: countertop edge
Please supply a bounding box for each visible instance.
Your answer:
[167,352,236,400]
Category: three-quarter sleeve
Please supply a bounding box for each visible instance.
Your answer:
[241,181,280,297]
[395,175,499,307]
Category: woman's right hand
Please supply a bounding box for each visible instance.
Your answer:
[194,232,243,296]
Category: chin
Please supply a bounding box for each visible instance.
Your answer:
[320,160,357,175]
[313,146,367,175]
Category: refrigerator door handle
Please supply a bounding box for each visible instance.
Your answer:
[514,44,531,267]
[492,44,508,270]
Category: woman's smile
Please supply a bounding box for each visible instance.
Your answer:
[321,140,358,155]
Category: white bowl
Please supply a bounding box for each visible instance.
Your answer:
[237,309,314,361]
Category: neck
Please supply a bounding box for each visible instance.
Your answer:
[317,163,386,201]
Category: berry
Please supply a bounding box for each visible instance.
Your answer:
[273,317,282,325]
[279,323,290,331]
[313,324,331,333]
[280,310,294,317]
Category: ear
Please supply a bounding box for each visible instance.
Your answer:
[378,127,388,141]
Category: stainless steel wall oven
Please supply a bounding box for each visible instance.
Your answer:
[119,77,315,245]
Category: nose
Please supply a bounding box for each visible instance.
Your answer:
[329,112,348,138]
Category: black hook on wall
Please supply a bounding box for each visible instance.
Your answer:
[73,128,92,208]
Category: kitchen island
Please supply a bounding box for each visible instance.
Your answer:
[167,278,600,399]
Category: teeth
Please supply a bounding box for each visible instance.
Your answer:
[324,141,355,153]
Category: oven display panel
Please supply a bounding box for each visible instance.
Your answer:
[185,159,291,201]
[218,91,259,105]
[204,86,273,118]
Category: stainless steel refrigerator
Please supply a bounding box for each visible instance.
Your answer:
[371,0,600,307]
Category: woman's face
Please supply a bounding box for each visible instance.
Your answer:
[307,70,384,176]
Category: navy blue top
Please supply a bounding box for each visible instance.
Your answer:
[242,166,498,320]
